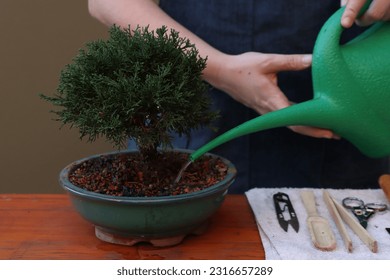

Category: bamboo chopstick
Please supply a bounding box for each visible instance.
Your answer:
[323,190,378,253]
[323,190,353,252]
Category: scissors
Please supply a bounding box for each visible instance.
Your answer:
[342,197,387,228]
[273,192,299,232]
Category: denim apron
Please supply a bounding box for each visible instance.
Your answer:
[150,0,389,192]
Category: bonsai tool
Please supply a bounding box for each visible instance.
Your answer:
[378,174,390,202]
[189,0,390,162]
[273,192,299,232]
[342,197,387,229]
[378,175,390,236]
[300,190,336,251]
[323,190,378,253]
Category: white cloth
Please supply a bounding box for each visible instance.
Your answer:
[245,188,390,259]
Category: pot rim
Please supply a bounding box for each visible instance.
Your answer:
[59,148,236,204]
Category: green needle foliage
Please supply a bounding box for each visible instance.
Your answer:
[41,25,218,160]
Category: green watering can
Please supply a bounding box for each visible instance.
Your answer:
[190,4,390,162]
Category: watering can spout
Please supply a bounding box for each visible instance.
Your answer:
[190,99,333,161]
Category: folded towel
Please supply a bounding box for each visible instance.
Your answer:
[245,188,390,260]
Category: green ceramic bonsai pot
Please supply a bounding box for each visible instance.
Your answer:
[59,149,236,247]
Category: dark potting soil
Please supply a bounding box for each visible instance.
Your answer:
[68,152,229,197]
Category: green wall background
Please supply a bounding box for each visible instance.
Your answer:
[0,1,113,193]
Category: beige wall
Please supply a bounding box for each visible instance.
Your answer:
[0,1,114,193]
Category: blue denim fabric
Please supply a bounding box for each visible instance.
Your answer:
[129,0,389,192]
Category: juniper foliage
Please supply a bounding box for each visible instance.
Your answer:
[41,25,218,159]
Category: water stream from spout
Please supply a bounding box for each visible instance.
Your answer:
[173,160,192,185]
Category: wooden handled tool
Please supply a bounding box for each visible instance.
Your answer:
[301,190,337,251]
[379,174,390,202]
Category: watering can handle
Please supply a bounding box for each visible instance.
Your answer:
[354,0,372,18]
[316,0,373,48]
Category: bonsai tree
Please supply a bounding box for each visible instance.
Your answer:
[41,25,218,162]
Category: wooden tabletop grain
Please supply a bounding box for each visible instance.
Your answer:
[0,194,264,260]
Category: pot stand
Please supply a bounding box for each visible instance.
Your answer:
[95,220,210,247]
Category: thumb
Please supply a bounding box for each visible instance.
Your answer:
[267,54,312,72]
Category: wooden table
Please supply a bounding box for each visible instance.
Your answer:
[0,194,264,260]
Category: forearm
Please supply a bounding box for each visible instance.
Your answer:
[88,0,225,87]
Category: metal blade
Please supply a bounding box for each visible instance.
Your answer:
[288,202,300,232]
[273,192,299,232]
[274,193,288,231]
[277,213,289,232]
[289,216,300,232]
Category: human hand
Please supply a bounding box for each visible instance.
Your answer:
[210,52,338,139]
[341,0,390,27]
